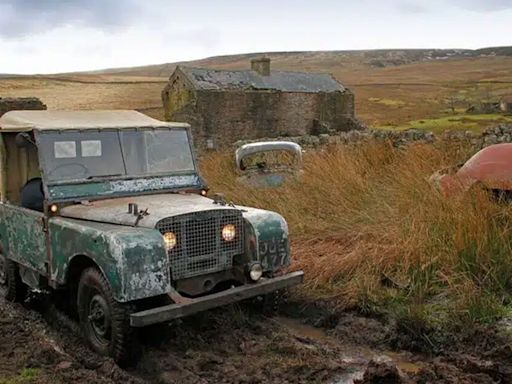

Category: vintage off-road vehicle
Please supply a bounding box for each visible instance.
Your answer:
[0,110,303,365]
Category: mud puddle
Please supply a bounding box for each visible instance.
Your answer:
[1,292,511,383]
[277,316,422,383]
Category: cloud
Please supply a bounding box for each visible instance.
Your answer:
[0,0,142,38]
[396,1,430,14]
[450,0,512,12]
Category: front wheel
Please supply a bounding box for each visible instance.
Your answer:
[77,267,140,366]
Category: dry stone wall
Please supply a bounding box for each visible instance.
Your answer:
[0,97,47,117]
[233,125,512,150]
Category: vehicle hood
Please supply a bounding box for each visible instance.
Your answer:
[59,193,240,228]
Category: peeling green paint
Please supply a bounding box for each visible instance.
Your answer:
[241,208,290,271]
[47,174,202,202]
[0,205,46,273]
[49,217,171,302]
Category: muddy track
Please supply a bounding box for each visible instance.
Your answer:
[0,292,510,384]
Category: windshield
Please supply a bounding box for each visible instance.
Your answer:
[37,128,196,182]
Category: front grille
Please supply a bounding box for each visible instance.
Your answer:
[156,210,244,280]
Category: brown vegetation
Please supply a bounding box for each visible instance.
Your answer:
[201,142,512,326]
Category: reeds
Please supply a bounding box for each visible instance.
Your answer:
[200,142,512,325]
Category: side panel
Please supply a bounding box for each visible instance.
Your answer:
[0,204,47,274]
[49,217,171,302]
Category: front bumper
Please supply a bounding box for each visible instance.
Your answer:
[130,270,304,327]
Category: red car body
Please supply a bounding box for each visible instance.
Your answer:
[432,143,512,195]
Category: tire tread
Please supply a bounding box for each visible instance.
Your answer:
[77,267,140,366]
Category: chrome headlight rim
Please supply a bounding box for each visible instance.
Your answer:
[248,262,263,281]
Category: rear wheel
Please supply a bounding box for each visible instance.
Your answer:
[0,256,27,302]
[77,267,140,366]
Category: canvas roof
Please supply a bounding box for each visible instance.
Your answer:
[0,110,189,131]
[178,66,345,93]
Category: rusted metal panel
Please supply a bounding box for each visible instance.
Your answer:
[130,271,304,327]
[49,217,171,302]
[236,141,303,188]
[235,141,303,169]
[433,143,512,195]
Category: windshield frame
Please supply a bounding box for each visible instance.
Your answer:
[34,126,200,186]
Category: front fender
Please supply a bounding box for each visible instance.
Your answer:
[241,207,290,272]
[49,217,171,302]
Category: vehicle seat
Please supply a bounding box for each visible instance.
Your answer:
[21,177,44,212]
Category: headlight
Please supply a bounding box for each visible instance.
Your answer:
[222,224,236,241]
[249,263,263,281]
[162,232,177,250]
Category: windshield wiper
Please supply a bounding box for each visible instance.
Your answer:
[87,174,123,180]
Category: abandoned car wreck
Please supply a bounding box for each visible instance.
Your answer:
[162,57,358,149]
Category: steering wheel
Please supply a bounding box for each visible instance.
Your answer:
[47,163,89,178]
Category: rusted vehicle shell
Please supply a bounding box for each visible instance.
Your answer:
[235,141,303,187]
[432,143,512,195]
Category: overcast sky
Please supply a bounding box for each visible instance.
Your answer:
[0,0,511,74]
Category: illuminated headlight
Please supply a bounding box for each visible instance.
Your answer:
[249,263,263,281]
[162,232,177,250]
[222,224,236,241]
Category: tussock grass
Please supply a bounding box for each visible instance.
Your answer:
[200,142,512,326]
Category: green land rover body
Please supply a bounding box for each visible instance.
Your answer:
[0,110,303,365]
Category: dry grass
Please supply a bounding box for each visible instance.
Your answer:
[201,143,512,325]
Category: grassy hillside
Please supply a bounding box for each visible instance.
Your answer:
[1,48,512,128]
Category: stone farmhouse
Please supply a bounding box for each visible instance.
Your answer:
[162,58,358,149]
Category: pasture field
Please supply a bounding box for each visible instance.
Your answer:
[2,52,512,129]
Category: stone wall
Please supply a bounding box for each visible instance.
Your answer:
[0,97,47,117]
[166,88,358,150]
[234,125,512,150]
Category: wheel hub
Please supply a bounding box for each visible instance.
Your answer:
[88,294,110,339]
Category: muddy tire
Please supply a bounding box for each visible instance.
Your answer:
[77,267,140,367]
[1,258,27,303]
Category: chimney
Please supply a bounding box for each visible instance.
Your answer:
[251,57,271,76]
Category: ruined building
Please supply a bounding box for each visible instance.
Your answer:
[0,97,47,117]
[162,58,358,149]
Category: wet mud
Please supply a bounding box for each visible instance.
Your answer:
[0,293,510,383]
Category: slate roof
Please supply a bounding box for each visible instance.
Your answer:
[178,66,345,93]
